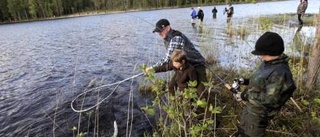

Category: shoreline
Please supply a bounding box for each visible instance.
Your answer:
[0,0,293,25]
[0,9,139,25]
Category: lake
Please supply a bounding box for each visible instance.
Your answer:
[0,0,319,136]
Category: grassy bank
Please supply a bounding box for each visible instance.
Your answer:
[137,13,320,137]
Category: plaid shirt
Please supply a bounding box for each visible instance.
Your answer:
[153,36,184,67]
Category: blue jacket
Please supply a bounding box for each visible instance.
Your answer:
[191,9,197,19]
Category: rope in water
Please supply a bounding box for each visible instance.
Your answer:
[71,73,144,113]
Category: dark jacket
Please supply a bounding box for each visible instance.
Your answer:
[153,61,197,95]
[212,8,218,14]
[197,9,204,19]
[226,6,234,17]
[240,54,296,118]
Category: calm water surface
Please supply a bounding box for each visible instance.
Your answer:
[0,0,319,136]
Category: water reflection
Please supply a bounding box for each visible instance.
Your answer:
[198,24,204,34]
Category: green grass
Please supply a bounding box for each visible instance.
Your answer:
[254,13,317,26]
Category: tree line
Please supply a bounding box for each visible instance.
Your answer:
[0,0,262,23]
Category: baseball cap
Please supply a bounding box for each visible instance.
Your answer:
[153,19,170,33]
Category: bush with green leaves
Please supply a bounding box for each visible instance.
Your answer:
[140,65,222,137]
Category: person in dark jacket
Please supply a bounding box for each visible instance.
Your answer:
[152,49,197,95]
[297,0,308,25]
[212,7,218,19]
[225,4,234,23]
[231,32,296,137]
[197,7,204,23]
[146,18,208,98]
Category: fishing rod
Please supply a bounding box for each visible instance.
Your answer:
[125,13,155,27]
[205,63,238,94]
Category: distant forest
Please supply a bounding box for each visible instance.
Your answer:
[0,0,273,23]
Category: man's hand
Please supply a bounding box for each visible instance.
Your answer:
[233,92,242,102]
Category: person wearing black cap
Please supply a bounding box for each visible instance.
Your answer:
[147,18,208,105]
[230,32,296,137]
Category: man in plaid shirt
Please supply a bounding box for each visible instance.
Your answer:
[147,18,208,98]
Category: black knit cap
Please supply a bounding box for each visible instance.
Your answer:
[251,31,284,56]
[153,19,170,33]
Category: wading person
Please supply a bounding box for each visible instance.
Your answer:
[231,32,296,137]
[297,0,308,25]
[146,18,208,99]
[212,7,218,19]
[197,7,204,23]
[191,7,197,27]
[225,4,234,23]
[152,49,197,95]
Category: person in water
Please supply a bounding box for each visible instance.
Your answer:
[212,7,218,19]
[224,4,234,23]
[191,7,197,27]
[197,7,204,23]
[297,0,308,25]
